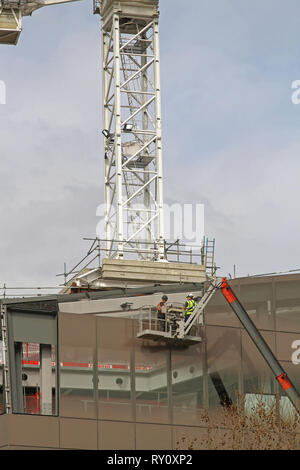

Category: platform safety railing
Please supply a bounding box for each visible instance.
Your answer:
[138,305,202,338]
[138,306,173,335]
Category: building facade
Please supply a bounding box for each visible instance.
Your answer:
[0,273,299,449]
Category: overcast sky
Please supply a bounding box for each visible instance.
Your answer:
[1,0,300,288]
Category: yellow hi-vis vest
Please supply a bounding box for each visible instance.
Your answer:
[185,299,197,316]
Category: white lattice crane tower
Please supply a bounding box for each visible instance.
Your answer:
[95,0,165,261]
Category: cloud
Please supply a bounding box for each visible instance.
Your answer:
[0,184,102,285]
[1,0,300,287]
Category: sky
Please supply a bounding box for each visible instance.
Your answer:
[1,0,300,288]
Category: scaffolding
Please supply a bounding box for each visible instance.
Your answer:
[56,237,216,288]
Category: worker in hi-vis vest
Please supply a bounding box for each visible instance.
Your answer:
[184,294,197,321]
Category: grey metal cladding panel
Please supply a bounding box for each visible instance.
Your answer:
[239,282,273,303]
[276,280,300,301]
[10,312,57,345]
[1,282,204,305]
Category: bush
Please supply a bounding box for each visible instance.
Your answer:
[176,392,300,450]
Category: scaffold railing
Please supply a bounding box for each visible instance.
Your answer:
[0,285,61,298]
[56,237,217,286]
[137,305,202,340]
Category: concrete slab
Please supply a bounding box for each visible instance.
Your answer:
[102,258,207,284]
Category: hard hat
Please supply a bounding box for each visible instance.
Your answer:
[187,293,193,298]
[162,295,168,301]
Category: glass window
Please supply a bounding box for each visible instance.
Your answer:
[133,320,169,424]
[21,342,57,416]
[0,340,4,414]
[7,340,57,416]
[97,316,134,421]
[239,280,275,331]
[205,288,240,328]
[242,330,276,395]
[275,279,300,333]
[276,332,300,362]
[59,313,97,419]
[171,343,204,426]
[244,393,276,415]
[206,326,242,408]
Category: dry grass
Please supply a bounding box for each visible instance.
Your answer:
[176,393,300,450]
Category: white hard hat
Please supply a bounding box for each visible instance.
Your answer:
[187,293,193,298]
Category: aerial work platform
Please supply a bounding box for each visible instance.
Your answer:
[137,329,202,346]
[136,305,202,346]
[137,280,218,345]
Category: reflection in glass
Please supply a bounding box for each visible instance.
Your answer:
[206,326,241,407]
[171,343,203,425]
[134,320,169,424]
[9,342,57,416]
[56,274,300,429]
[205,289,239,327]
[242,330,276,396]
[59,313,97,419]
[239,281,275,331]
[0,340,4,414]
[275,280,300,333]
[97,317,133,421]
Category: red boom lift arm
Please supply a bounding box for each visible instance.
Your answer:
[221,277,300,415]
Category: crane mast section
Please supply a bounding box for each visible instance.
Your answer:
[99,0,164,260]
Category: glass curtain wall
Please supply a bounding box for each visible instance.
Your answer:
[171,343,204,426]
[97,316,134,421]
[133,319,170,424]
[57,275,300,422]
[0,339,3,414]
[59,313,97,419]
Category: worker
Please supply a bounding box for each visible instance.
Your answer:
[184,293,197,322]
[157,295,168,331]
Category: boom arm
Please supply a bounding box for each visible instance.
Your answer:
[221,277,300,414]
[177,276,300,414]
